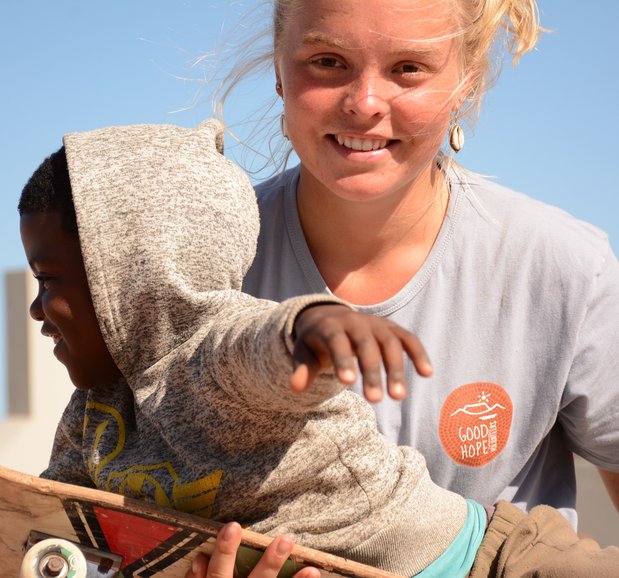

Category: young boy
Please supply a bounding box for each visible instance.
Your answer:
[19,120,619,578]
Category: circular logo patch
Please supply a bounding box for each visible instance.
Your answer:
[439,382,513,467]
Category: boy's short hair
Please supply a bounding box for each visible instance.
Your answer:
[18,146,78,235]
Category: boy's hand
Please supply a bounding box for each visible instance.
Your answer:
[291,305,432,402]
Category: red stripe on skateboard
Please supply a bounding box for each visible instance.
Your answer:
[93,506,180,567]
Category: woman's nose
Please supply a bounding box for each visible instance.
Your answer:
[343,73,390,118]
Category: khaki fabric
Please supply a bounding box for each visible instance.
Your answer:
[470,500,619,577]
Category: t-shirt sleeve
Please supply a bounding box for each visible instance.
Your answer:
[559,243,619,471]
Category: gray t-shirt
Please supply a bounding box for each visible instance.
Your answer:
[243,164,619,527]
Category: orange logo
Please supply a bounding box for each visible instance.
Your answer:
[439,382,512,467]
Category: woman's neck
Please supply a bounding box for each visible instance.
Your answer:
[296,163,449,305]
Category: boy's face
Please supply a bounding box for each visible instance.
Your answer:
[20,211,122,390]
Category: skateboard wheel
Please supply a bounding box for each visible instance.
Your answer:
[20,538,88,578]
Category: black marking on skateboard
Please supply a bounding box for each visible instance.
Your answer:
[63,499,110,551]
[121,529,205,577]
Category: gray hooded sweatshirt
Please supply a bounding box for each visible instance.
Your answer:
[41,119,467,576]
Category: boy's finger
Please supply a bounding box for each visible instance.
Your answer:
[380,328,432,398]
[290,363,313,392]
[290,338,323,392]
[350,332,384,403]
[399,330,433,377]
[320,330,357,384]
[292,330,348,388]
[376,333,407,400]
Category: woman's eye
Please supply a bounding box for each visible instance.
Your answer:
[395,62,422,74]
[312,56,342,69]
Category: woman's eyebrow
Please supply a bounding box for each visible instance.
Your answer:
[300,31,352,50]
[300,30,442,57]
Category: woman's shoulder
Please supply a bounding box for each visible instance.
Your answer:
[254,166,300,202]
[452,166,613,273]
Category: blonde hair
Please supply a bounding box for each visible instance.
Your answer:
[214,0,542,175]
[451,0,542,119]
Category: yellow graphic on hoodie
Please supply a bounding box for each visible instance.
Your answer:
[85,401,222,517]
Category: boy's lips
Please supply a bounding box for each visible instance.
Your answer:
[52,337,66,364]
[41,328,62,346]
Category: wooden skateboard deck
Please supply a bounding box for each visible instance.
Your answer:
[0,465,400,578]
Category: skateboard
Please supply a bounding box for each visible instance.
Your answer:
[0,465,400,578]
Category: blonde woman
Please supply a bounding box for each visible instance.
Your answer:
[243,0,618,519]
[187,0,619,576]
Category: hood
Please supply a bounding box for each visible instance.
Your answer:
[63,119,259,378]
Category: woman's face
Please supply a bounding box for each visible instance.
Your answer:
[275,0,469,205]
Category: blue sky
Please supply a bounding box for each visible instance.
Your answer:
[1,1,617,415]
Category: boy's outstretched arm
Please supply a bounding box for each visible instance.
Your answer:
[290,305,432,403]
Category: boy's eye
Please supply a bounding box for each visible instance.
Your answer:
[33,273,53,289]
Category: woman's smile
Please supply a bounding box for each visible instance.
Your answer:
[333,134,392,152]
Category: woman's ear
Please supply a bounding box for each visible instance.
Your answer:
[274,59,285,97]
[454,66,478,111]
[275,65,284,97]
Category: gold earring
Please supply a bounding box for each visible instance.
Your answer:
[280,114,289,139]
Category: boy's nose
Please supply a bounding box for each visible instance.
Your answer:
[29,295,44,321]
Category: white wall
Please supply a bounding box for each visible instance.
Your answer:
[0,270,73,475]
[1,270,617,546]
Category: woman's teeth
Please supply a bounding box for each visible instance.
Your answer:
[336,135,388,151]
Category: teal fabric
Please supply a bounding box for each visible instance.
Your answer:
[413,499,486,578]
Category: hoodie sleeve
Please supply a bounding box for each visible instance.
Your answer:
[207,292,354,413]
[144,292,354,416]
[40,389,94,487]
